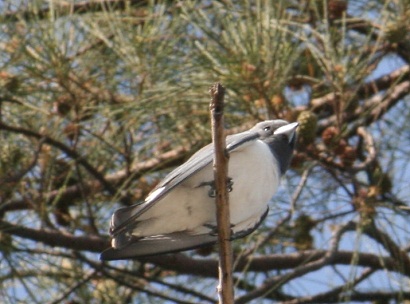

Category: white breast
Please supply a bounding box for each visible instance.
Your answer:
[227,140,279,227]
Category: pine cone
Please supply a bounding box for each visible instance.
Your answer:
[270,94,286,110]
[297,110,318,144]
[328,0,348,20]
[321,126,339,146]
[385,20,408,44]
[340,145,357,167]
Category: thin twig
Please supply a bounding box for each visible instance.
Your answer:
[241,165,315,258]
[0,145,188,216]
[278,267,375,304]
[363,222,410,275]
[0,122,116,195]
[0,138,45,184]
[235,221,355,304]
[209,82,234,303]
[50,270,97,304]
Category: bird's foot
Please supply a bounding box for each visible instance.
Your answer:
[203,223,235,236]
[200,178,233,198]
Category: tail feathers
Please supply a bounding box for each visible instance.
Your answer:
[100,232,217,260]
[110,203,151,238]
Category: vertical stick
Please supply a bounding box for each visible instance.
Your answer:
[209,83,234,303]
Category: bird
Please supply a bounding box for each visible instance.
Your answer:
[100,120,298,260]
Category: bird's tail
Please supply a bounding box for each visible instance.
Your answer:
[100,232,217,260]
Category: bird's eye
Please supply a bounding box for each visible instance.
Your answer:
[263,126,271,132]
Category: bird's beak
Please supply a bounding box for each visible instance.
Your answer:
[274,122,299,143]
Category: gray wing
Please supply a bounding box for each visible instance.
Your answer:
[100,207,269,260]
[155,130,260,197]
[109,130,260,238]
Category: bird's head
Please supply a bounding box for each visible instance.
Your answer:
[253,120,299,174]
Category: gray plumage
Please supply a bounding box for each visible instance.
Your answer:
[100,120,298,260]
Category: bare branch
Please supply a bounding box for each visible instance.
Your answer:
[210,82,234,303]
[278,268,375,304]
[318,80,410,133]
[357,65,410,97]
[2,217,408,282]
[235,222,355,304]
[50,271,97,304]
[351,126,377,172]
[0,220,108,252]
[363,80,410,124]
[363,222,410,275]
[312,65,410,113]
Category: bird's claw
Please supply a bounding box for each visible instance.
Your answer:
[203,178,234,198]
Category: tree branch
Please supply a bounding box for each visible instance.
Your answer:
[351,126,377,172]
[235,222,356,304]
[278,268,375,304]
[363,222,410,275]
[210,82,234,303]
[317,79,410,133]
[0,220,108,253]
[0,138,44,184]
[2,0,149,22]
[2,217,408,281]
[0,144,189,216]
[0,121,116,195]
[311,65,409,113]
